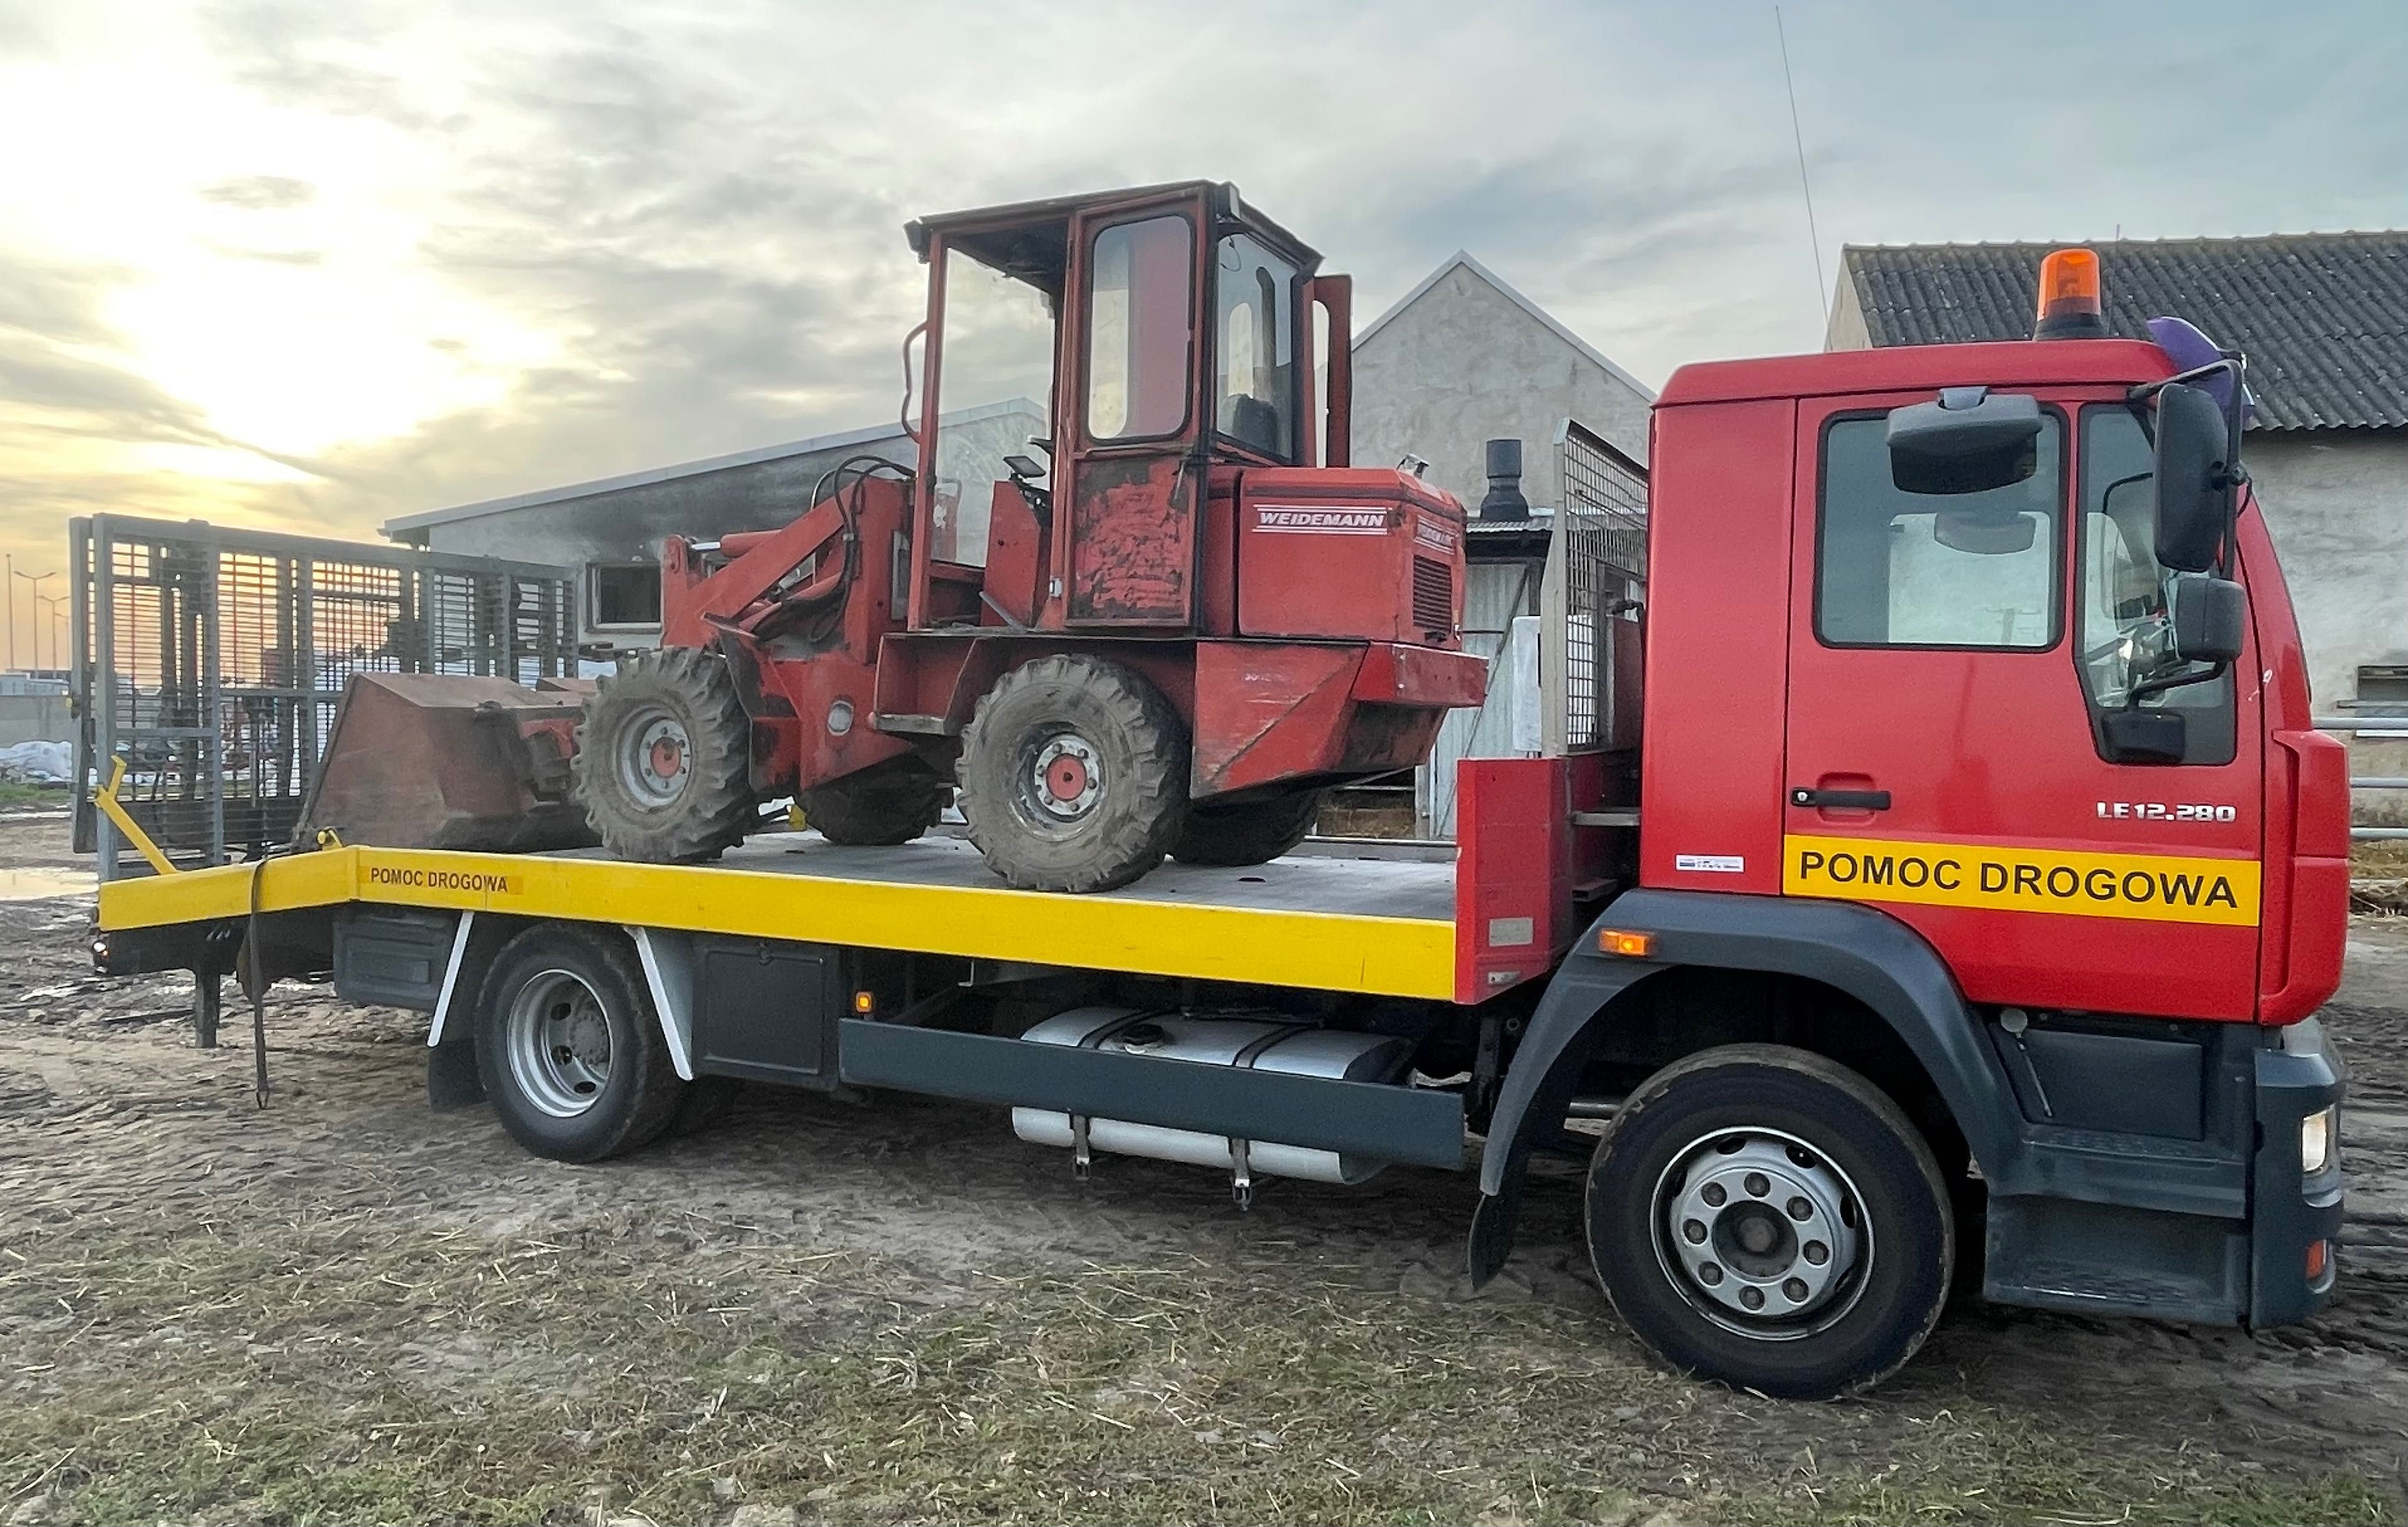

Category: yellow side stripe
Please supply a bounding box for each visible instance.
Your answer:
[97,846,1459,1000]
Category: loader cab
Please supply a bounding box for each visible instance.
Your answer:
[904,181,1352,634]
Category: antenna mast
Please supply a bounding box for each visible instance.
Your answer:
[1775,7,1829,326]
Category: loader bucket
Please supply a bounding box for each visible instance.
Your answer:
[297,673,600,852]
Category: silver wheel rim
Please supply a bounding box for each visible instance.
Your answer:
[504,969,614,1118]
[1024,730,1104,824]
[618,705,690,808]
[1650,1126,1869,1340]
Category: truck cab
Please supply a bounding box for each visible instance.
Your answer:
[1640,337,2350,1026]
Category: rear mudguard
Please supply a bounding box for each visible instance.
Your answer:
[1468,889,2032,1284]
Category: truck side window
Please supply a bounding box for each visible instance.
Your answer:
[2075,405,2236,766]
[1086,215,1193,441]
[1815,414,2063,649]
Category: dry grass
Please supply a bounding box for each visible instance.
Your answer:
[1,1202,2394,1527]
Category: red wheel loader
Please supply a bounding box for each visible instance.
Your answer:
[568,182,1487,890]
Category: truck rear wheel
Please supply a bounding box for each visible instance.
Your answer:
[957,654,1188,892]
[799,761,949,846]
[474,925,687,1163]
[1171,788,1324,866]
[1585,1044,1952,1398]
[572,647,754,863]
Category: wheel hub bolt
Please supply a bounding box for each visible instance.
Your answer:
[1701,1182,1726,1207]
[1683,1219,1708,1244]
[1739,1286,1765,1310]
[1698,1264,1724,1286]
[1782,1277,1809,1303]
[1787,1196,1813,1221]
[1803,1240,1829,1265]
[1743,1172,1770,1198]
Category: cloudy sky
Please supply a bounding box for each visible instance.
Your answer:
[1,0,2400,658]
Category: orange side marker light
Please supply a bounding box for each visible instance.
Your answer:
[1598,930,1655,958]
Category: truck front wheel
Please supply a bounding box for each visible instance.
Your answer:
[1585,1044,1952,1398]
[473,925,687,1163]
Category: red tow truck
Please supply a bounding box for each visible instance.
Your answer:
[90,238,2347,1397]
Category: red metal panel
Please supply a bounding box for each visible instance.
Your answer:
[1065,454,1194,624]
[2246,497,2350,1022]
[1350,643,1487,707]
[1638,398,1794,896]
[1454,757,1569,1003]
[1659,338,2175,411]
[981,483,1044,628]
[1235,468,1467,647]
[1190,641,1360,794]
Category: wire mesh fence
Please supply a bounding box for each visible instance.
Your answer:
[1542,421,1649,754]
[71,514,576,876]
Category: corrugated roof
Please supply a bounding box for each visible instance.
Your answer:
[1840,232,2408,431]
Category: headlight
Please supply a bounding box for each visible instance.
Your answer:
[2301,1105,2338,1176]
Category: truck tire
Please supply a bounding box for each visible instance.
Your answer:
[799,762,949,846]
[572,647,754,863]
[1584,1044,1952,1399]
[957,654,1188,892]
[473,924,687,1163]
[1171,788,1324,866]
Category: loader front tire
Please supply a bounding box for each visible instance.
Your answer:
[573,646,754,863]
[958,655,1187,892]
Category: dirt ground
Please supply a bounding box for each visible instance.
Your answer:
[4,812,2407,1525]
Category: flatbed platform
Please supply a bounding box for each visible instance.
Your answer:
[96,833,1464,1000]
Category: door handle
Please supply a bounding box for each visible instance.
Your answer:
[1791,787,1891,810]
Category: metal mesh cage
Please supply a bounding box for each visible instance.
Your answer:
[1544,422,1649,754]
[72,514,577,873]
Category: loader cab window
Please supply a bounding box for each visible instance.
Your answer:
[1815,412,2063,649]
[929,246,1056,568]
[1213,233,1299,461]
[1085,214,1193,442]
[2075,404,2235,764]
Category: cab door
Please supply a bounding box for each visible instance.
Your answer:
[1780,391,2262,1022]
[1058,190,1210,627]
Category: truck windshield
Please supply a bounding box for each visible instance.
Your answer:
[2075,405,2235,763]
[1213,233,1298,460]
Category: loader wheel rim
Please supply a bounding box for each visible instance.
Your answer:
[505,969,614,1118]
[618,707,691,808]
[1650,1126,1868,1340]
[1026,731,1103,823]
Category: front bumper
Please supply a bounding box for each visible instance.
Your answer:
[2249,1016,2346,1327]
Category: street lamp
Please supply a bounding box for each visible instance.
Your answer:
[9,563,58,672]
[33,591,64,673]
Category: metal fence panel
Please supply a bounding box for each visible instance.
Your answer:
[1541,420,1647,755]
[71,514,577,877]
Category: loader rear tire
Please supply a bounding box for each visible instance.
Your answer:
[1170,788,1324,866]
[957,654,1187,892]
[573,646,754,863]
[799,761,949,846]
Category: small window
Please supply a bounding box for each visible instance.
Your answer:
[1213,232,1298,460]
[1086,214,1193,441]
[1816,411,2063,649]
[2358,666,2408,715]
[589,561,661,629]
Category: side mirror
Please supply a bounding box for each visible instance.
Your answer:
[2153,382,2233,572]
[2169,573,2245,664]
[1886,389,2042,496]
